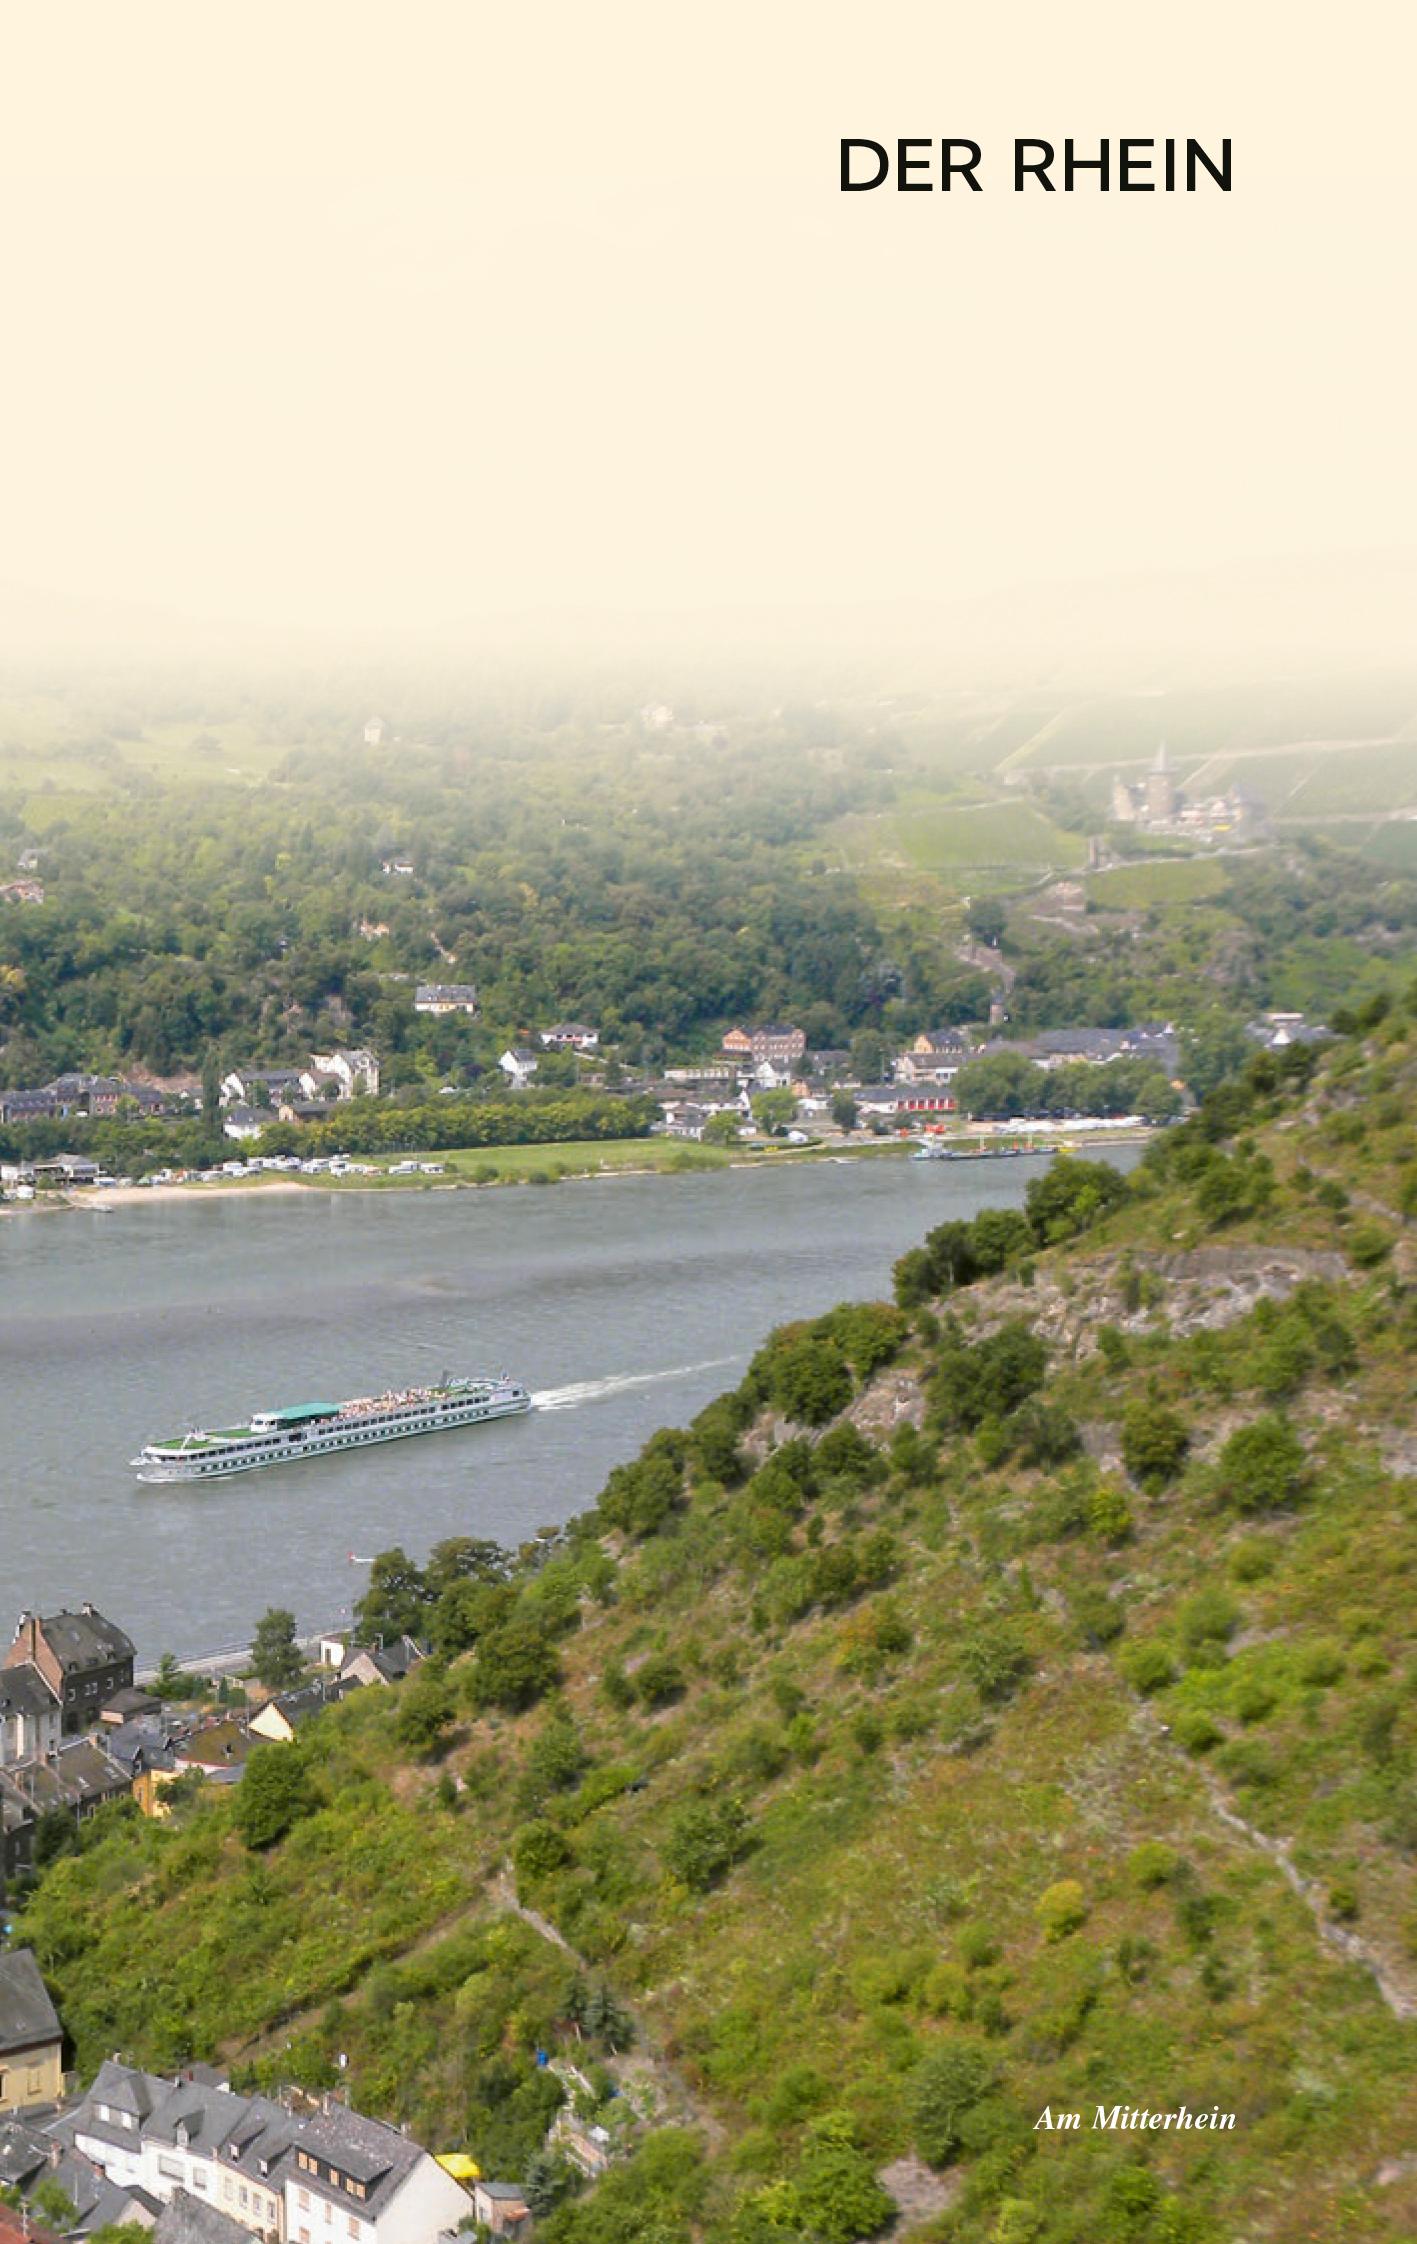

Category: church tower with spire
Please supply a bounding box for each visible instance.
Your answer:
[1146,741,1180,822]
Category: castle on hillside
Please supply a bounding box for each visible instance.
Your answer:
[1111,744,1262,841]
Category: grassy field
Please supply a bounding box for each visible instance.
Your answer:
[823,787,1087,898]
[1085,856,1231,909]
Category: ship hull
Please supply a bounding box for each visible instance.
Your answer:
[134,1388,532,1483]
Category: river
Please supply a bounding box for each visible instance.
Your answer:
[0,1152,1137,1659]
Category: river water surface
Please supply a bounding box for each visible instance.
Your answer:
[0,1153,1136,1659]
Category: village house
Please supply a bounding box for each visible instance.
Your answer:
[0,880,44,905]
[363,717,386,746]
[62,2066,473,2244]
[336,1639,426,1690]
[248,1681,342,1746]
[469,2180,530,2236]
[5,1737,134,1827]
[308,1051,379,1101]
[5,1606,136,1734]
[0,1951,64,2115]
[498,1048,539,1088]
[379,859,414,878]
[220,1068,310,1111]
[720,1025,807,1067]
[894,1029,973,1084]
[413,984,479,1017]
[0,1665,62,1767]
[101,1718,184,1818]
[538,1022,599,1051]
[0,2108,155,2237]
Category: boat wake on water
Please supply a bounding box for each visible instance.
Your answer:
[531,1359,738,1413]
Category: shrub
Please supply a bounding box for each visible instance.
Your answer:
[911,2043,996,2165]
[1121,1399,1190,1490]
[393,1666,457,1759]
[1348,1221,1395,1267]
[958,1622,1032,1704]
[662,1795,752,1892]
[1120,1641,1175,1694]
[1229,1537,1276,1583]
[1088,1480,1134,1544]
[466,1617,560,1712]
[930,1322,1047,1434]
[1298,1640,1345,1687]
[771,1333,853,1426]
[1231,1675,1277,1725]
[1071,1588,1125,1647]
[956,1924,1000,1969]
[1179,1587,1241,1656]
[825,1301,908,1379]
[1025,1156,1130,1245]
[1216,1414,1306,1512]
[634,1653,686,1709]
[1035,1880,1088,1941]
[1128,1841,1180,1889]
[814,1421,883,1490]
[794,2131,895,2244]
[235,1746,318,1850]
[598,1444,685,1538]
[513,1819,572,1884]
[1174,1710,1221,1753]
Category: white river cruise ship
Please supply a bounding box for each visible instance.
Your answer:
[133,1375,532,1482]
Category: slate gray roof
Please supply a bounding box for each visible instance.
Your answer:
[144,2078,253,2159]
[264,1682,339,1731]
[0,1665,59,1720]
[26,1608,135,1672]
[153,2188,250,2244]
[0,1950,61,2055]
[293,2105,422,2213]
[0,2113,51,2190]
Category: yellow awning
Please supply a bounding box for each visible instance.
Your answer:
[436,2155,482,2182]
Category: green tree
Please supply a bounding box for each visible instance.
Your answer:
[1025,1155,1130,1245]
[702,1110,743,1146]
[356,1546,430,1642]
[1121,1399,1190,1490]
[235,1746,318,1849]
[1216,1413,1306,1511]
[393,1665,457,1758]
[954,1051,1044,1119]
[770,1333,852,1426]
[751,1088,798,1136]
[200,1047,223,1144]
[966,895,1008,947]
[663,1795,752,1891]
[830,1089,859,1132]
[466,1618,560,1712]
[250,1607,303,1691]
[911,2044,996,2165]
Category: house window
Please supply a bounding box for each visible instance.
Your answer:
[347,2220,360,2238]
[298,2190,310,2210]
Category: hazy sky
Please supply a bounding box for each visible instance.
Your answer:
[1,1,1413,645]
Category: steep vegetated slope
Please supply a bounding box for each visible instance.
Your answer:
[18,996,1417,2244]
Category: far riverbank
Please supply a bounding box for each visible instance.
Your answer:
[3,1125,1159,1219]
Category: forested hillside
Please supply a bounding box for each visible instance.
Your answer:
[2,668,1415,1091]
[15,1000,1417,2242]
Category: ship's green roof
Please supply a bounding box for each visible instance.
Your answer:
[264,1402,340,1425]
